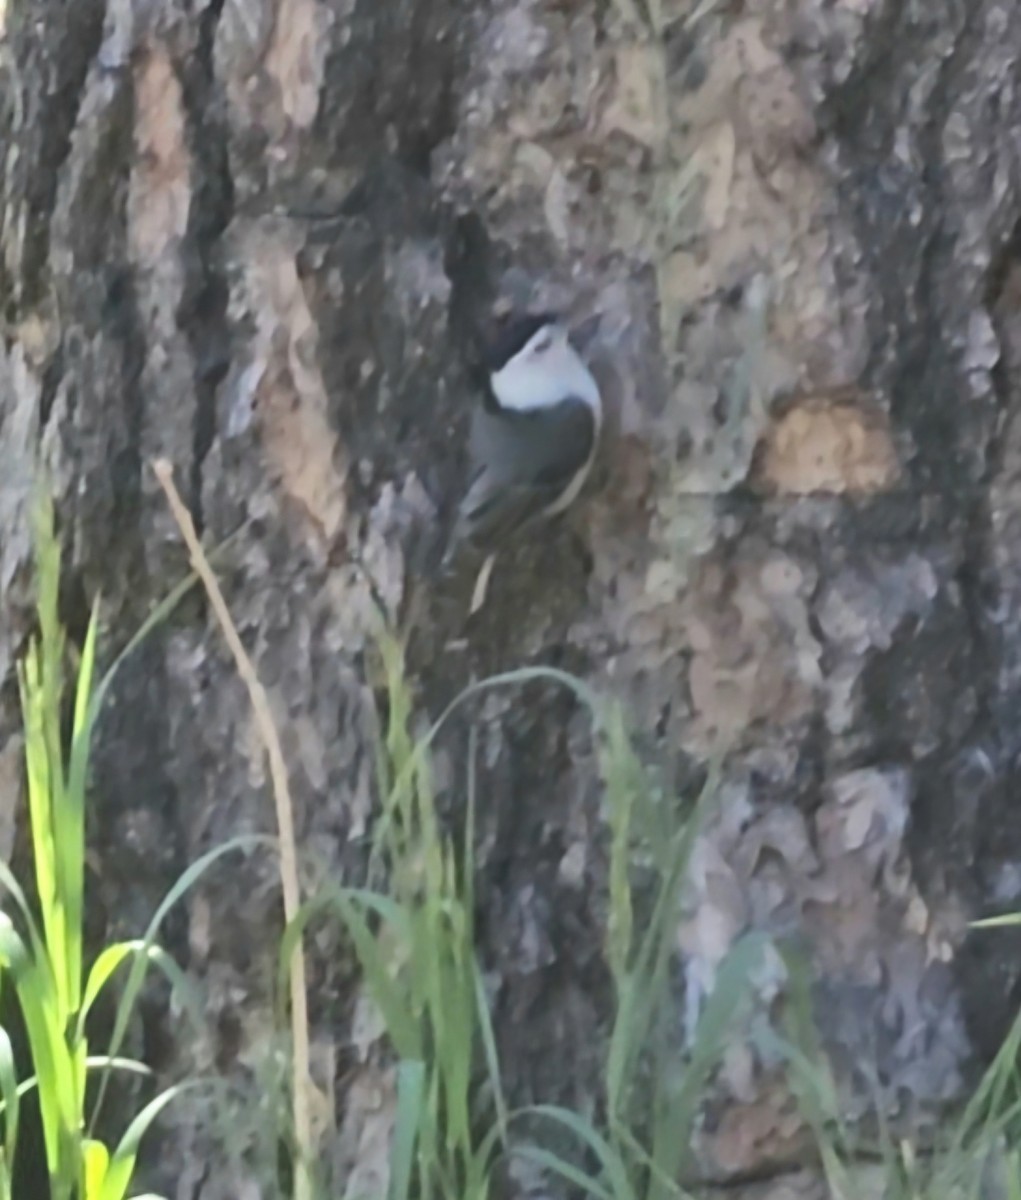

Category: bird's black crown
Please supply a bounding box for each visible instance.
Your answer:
[481,311,560,373]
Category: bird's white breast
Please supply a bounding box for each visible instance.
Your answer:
[490,342,602,421]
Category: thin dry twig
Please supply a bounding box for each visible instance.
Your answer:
[152,458,314,1200]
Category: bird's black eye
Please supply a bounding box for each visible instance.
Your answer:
[532,333,553,355]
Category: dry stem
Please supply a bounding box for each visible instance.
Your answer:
[152,458,313,1200]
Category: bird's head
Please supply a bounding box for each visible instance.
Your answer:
[485,313,600,414]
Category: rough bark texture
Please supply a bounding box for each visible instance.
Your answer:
[4,0,1021,1194]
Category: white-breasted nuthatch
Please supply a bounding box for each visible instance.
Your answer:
[444,312,603,582]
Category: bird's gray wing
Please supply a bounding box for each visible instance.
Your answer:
[453,397,597,551]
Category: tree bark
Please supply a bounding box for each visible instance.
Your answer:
[3,0,1021,1193]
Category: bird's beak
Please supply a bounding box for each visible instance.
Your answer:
[570,313,603,353]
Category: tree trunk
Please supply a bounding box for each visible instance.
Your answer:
[3,0,1020,1194]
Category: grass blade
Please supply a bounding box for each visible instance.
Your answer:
[512,1145,618,1200]
[99,1080,201,1200]
[0,862,46,962]
[473,964,507,1144]
[390,1060,426,1200]
[523,1104,635,1200]
[89,835,272,1137]
[62,600,100,1011]
[0,909,70,1175]
[83,1138,110,1198]
[669,933,767,1139]
[77,941,205,1048]
[0,1028,20,1179]
[279,887,420,1060]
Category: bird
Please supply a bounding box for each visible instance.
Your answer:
[443,311,604,598]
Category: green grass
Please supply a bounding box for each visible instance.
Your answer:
[3,488,755,1200]
[280,630,507,1200]
[0,490,265,1199]
[277,640,764,1200]
[313,637,1021,1200]
[768,936,1021,1200]
[10,486,1021,1200]
[509,706,764,1200]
